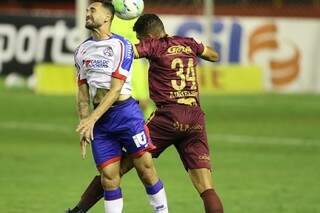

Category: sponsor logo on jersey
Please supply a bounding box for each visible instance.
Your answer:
[83,59,110,68]
[173,121,203,132]
[199,154,210,161]
[103,46,114,57]
[167,45,192,55]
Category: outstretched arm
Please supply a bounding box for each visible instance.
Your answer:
[200,46,219,62]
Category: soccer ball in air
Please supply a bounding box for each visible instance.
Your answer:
[112,0,144,20]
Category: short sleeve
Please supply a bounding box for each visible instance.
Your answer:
[189,38,205,56]
[74,47,87,86]
[112,39,134,81]
[134,38,154,58]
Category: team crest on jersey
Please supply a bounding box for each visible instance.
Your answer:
[103,46,114,57]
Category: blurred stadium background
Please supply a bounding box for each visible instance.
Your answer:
[0,0,319,212]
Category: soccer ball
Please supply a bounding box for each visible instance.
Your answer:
[112,0,144,20]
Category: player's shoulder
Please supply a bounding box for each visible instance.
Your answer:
[110,34,134,58]
[79,37,94,47]
[74,37,93,62]
[75,37,94,53]
[139,37,165,49]
[111,33,132,46]
[170,35,200,44]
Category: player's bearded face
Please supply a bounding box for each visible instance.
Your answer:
[85,4,106,30]
[85,17,99,29]
[85,13,105,29]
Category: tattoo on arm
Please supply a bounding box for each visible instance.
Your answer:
[77,84,90,119]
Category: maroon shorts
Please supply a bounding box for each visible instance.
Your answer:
[147,104,211,170]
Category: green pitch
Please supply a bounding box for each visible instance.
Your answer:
[1,83,320,213]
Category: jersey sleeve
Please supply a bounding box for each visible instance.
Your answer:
[112,39,134,81]
[134,38,155,58]
[189,38,205,56]
[74,47,87,86]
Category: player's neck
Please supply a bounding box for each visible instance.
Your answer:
[91,27,112,40]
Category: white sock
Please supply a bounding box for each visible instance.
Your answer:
[104,188,123,213]
[104,198,123,213]
[146,180,169,213]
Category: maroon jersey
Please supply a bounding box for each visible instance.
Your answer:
[135,36,204,107]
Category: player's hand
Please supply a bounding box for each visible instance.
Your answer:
[80,135,90,159]
[76,117,95,142]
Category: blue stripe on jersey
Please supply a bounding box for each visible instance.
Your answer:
[112,34,134,72]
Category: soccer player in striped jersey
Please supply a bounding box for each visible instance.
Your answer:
[67,12,223,213]
[72,2,168,213]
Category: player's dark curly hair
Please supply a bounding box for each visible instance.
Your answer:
[133,14,165,37]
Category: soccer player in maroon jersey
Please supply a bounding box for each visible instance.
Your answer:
[66,14,223,213]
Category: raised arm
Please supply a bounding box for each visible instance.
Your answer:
[200,46,219,62]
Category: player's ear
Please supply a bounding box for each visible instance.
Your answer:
[103,9,112,22]
[104,15,111,22]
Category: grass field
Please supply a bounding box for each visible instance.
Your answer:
[1,83,320,213]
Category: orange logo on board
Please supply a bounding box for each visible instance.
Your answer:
[248,23,300,87]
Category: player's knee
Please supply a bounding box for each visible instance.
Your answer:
[189,169,213,193]
[139,166,157,184]
[133,156,157,185]
[133,152,153,171]
[101,172,120,190]
[197,184,213,194]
